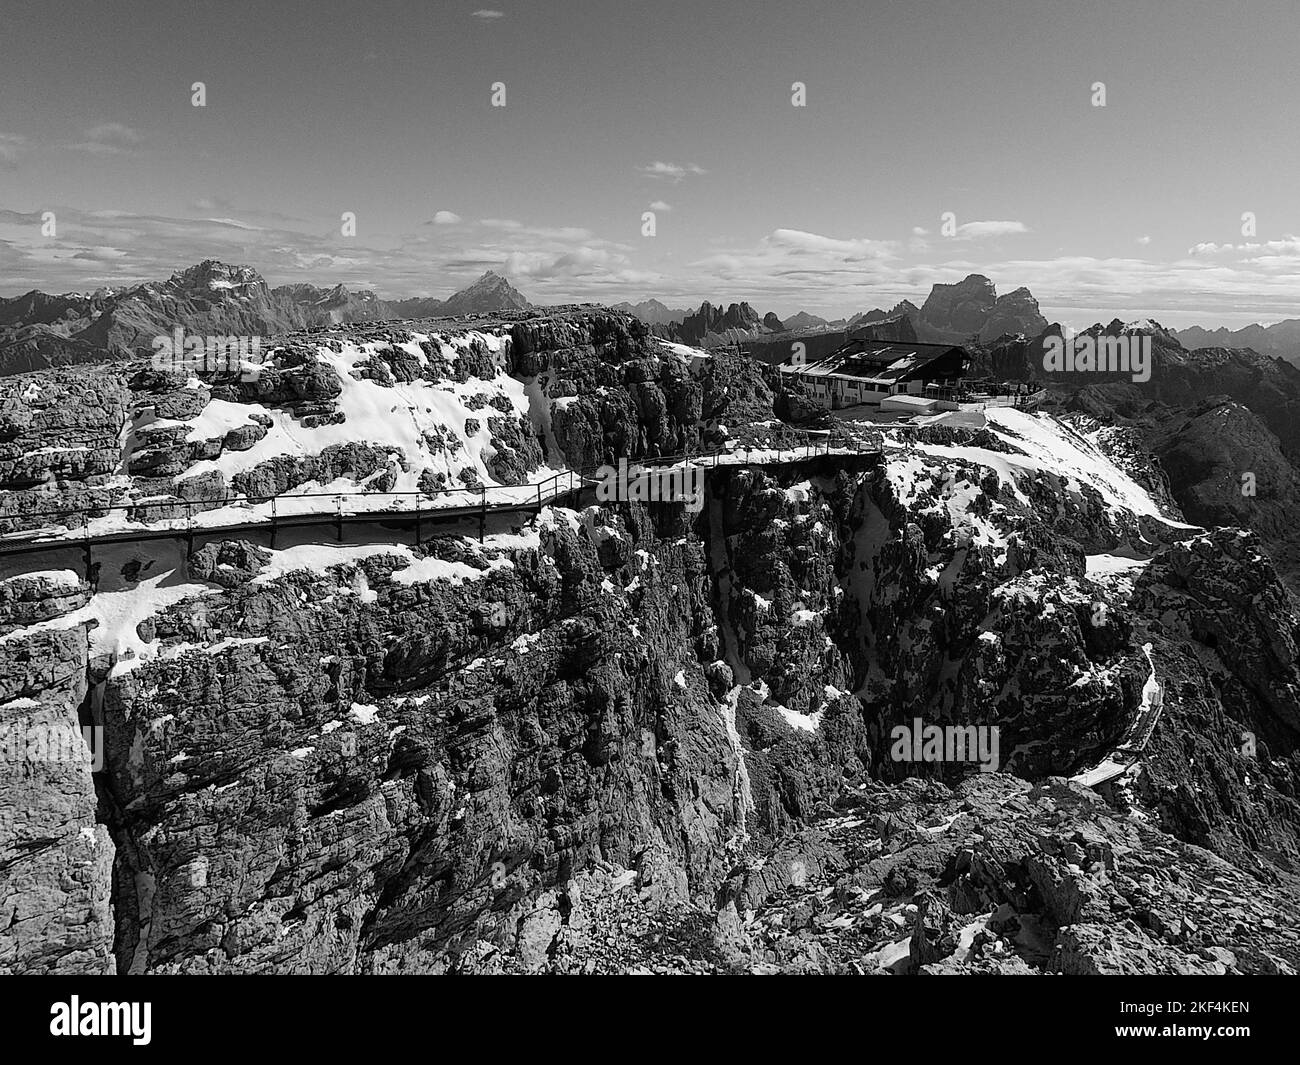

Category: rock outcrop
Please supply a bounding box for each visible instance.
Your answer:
[668,301,782,348]
[919,275,1048,343]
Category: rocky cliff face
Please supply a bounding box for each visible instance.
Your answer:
[919,275,1048,343]
[978,286,1049,343]
[836,281,1049,349]
[3,311,1299,975]
[1048,332,1300,590]
[846,312,917,344]
[921,275,997,336]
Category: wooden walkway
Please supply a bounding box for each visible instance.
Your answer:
[0,434,882,562]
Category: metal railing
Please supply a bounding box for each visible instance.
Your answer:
[1,474,583,545]
[0,429,883,548]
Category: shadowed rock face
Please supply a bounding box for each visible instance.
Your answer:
[1153,399,1300,540]
[1053,338,1300,592]
[916,275,1048,345]
[847,313,917,344]
[978,286,1049,343]
[1,309,1299,975]
[921,274,998,335]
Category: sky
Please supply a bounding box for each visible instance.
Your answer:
[1,0,1298,331]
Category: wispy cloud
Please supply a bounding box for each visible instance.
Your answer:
[639,161,707,182]
[67,122,143,154]
[192,196,234,213]
[0,207,639,302]
[954,220,1029,240]
[684,228,901,303]
[1188,236,1300,258]
[649,200,672,212]
[188,196,309,227]
[0,133,25,168]
[472,9,505,19]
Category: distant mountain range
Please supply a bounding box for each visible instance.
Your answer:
[0,262,533,375]
[1174,320,1300,366]
[13,258,1289,380]
[607,298,689,327]
[662,301,785,346]
[1,260,1061,377]
[653,275,1051,363]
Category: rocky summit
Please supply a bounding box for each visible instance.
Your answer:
[1,300,1298,977]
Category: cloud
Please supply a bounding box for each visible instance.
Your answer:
[954,220,1029,240]
[1188,236,1300,258]
[639,161,707,182]
[649,200,672,212]
[70,246,129,261]
[911,226,929,237]
[767,229,896,259]
[682,228,901,305]
[86,122,140,144]
[1137,235,1151,246]
[0,204,626,304]
[0,133,26,167]
[504,246,628,279]
[192,197,235,213]
[472,9,505,18]
[428,211,463,225]
[68,122,143,154]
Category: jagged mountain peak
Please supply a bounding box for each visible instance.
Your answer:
[439,271,531,314]
[168,259,267,294]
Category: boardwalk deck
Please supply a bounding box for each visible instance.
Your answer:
[0,437,883,561]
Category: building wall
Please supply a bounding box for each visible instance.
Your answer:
[794,374,898,408]
[790,365,957,408]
